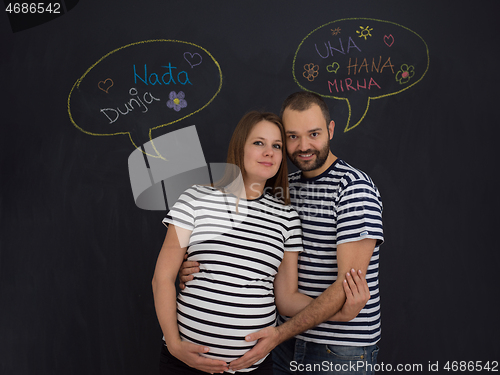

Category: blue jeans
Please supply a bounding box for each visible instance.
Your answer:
[273,338,379,375]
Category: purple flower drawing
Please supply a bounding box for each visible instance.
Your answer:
[167,91,187,112]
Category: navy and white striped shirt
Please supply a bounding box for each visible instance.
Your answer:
[278,159,384,346]
[163,185,303,372]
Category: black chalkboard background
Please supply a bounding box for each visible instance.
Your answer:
[1,1,499,374]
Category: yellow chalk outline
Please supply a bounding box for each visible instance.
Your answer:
[67,39,223,158]
[292,18,430,132]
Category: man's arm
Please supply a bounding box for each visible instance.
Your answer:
[273,250,370,320]
[276,238,375,338]
[178,255,199,290]
[228,238,376,372]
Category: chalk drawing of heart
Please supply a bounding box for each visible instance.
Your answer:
[326,62,340,73]
[98,78,114,93]
[184,52,203,68]
[384,35,394,47]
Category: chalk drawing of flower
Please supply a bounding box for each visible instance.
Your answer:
[303,63,319,81]
[167,91,187,111]
[331,27,341,36]
[395,64,415,85]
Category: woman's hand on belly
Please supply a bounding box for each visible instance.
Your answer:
[169,339,229,373]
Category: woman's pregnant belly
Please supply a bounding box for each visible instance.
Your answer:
[176,281,277,365]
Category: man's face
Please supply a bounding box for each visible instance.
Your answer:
[282,104,334,173]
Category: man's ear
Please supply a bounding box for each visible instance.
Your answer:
[328,120,335,140]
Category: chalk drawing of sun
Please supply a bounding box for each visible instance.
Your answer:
[356,26,373,40]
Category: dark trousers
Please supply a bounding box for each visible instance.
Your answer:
[159,344,274,375]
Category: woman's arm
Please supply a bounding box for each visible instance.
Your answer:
[328,269,371,322]
[273,251,312,316]
[273,251,370,322]
[152,225,229,374]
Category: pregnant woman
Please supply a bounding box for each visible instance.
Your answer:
[152,111,367,374]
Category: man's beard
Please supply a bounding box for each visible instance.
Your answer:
[288,141,330,172]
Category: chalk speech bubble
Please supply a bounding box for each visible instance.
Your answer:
[293,18,429,132]
[68,40,222,156]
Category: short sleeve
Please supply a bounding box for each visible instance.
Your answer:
[284,209,303,252]
[336,179,384,246]
[162,186,198,231]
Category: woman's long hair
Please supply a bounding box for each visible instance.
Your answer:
[214,111,290,205]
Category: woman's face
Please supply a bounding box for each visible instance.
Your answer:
[243,120,283,186]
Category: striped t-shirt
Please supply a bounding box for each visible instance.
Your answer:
[278,159,384,346]
[163,185,303,372]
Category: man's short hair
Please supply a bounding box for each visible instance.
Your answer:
[280,91,331,125]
